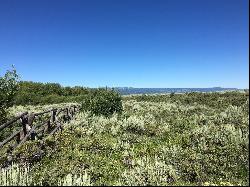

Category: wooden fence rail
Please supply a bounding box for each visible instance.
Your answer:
[0,112,28,131]
[0,104,80,152]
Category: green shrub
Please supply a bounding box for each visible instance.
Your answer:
[0,67,19,124]
[82,89,123,117]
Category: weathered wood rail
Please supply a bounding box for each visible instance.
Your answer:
[0,104,80,152]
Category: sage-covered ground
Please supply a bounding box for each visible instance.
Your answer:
[0,92,249,186]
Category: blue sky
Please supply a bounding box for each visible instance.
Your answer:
[0,0,249,88]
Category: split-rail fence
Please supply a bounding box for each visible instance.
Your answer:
[0,105,80,154]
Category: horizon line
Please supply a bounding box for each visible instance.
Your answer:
[17,80,248,90]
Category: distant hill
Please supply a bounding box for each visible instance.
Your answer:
[114,87,240,95]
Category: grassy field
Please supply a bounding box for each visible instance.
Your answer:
[0,92,249,186]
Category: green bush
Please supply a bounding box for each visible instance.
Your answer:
[82,89,123,117]
[0,68,19,124]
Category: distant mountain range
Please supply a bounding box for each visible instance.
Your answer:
[113,87,241,95]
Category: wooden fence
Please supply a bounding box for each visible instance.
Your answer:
[0,105,80,152]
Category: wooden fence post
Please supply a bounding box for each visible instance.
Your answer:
[69,107,73,120]
[44,120,51,134]
[62,114,66,123]
[20,115,28,136]
[16,133,21,144]
[62,108,69,122]
[70,107,74,118]
[51,109,57,123]
[16,125,36,148]
[66,108,69,118]
[30,130,36,140]
[28,113,35,126]
[28,113,36,140]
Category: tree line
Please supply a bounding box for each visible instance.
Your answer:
[14,81,93,105]
[0,68,123,124]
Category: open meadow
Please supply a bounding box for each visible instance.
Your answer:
[0,92,249,186]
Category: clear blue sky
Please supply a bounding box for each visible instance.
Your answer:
[0,0,249,88]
